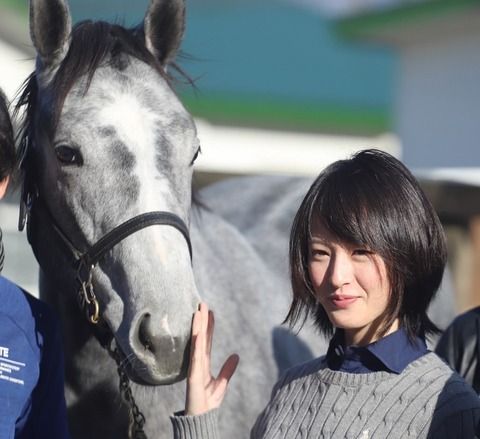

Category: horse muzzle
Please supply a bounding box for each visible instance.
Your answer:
[118,311,192,385]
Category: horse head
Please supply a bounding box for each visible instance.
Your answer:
[21,0,200,385]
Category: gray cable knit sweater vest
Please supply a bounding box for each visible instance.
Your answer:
[171,352,480,439]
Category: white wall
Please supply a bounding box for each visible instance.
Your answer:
[396,31,480,169]
[195,119,400,177]
[0,39,33,101]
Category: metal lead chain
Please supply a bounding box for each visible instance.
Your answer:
[108,344,148,439]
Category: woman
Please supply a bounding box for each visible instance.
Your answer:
[171,149,480,438]
[0,89,70,438]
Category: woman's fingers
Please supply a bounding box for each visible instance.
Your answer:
[217,354,239,389]
[188,304,208,382]
[205,310,214,377]
[199,303,209,352]
[210,354,240,408]
[186,305,209,416]
[186,302,240,415]
[191,306,202,337]
[207,310,214,357]
[188,309,201,381]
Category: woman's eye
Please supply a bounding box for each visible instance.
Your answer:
[55,145,83,166]
[311,249,329,259]
[353,249,370,257]
[190,145,201,166]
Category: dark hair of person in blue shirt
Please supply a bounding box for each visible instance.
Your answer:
[0,90,15,183]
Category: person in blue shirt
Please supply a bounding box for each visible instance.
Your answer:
[0,89,70,438]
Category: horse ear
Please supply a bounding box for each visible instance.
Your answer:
[29,0,72,69]
[144,0,185,66]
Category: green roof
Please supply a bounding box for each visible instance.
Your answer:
[0,0,27,16]
[337,0,480,39]
[181,92,388,135]
[178,2,394,135]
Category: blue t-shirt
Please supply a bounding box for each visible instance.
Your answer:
[0,276,69,438]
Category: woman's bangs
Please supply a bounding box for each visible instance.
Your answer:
[310,176,372,248]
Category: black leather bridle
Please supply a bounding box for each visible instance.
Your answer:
[19,176,193,327]
[18,184,193,438]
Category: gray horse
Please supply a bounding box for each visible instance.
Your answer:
[19,0,320,437]
[18,0,453,437]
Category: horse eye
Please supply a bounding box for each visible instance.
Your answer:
[55,145,83,166]
[190,145,201,166]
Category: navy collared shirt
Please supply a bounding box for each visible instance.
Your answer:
[326,328,428,374]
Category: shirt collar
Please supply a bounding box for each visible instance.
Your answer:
[326,328,428,374]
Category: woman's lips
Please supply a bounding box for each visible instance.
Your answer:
[329,296,358,309]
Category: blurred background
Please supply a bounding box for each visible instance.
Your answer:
[0,0,479,315]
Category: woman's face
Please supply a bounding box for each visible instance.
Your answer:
[308,221,398,346]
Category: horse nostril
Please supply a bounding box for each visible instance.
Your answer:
[138,313,154,353]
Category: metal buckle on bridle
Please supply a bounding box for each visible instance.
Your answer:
[76,261,100,324]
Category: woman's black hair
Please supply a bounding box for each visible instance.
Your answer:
[286,149,447,341]
[0,90,15,182]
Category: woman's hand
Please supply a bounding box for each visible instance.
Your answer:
[186,303,239,416]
